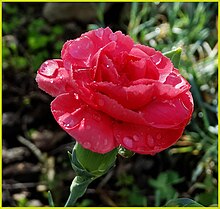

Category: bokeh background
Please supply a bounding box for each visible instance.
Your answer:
[2,2,218,207]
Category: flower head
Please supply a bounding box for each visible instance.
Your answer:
[36,27,193,155]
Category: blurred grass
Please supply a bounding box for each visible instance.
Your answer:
[2,2,218,207]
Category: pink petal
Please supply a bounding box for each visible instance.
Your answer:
[134,44,156,56]
[91,41,117,82]
[51,92,118,154]
[98,55,119,82]
[132,78,190,99]
[140,91,193,129]
[114,122,184,155]
[85,27,133,54]
[129,47,151,58]
[92,82,155,109]
[85,27,113,47]
[112,31,134,54]
[151,51,173,82]
[36,59,72,97]
[133,45,173,82]
[164,68,191,90]
[125,56,159,81]
[93,92,147,125]
[61,36,95,70]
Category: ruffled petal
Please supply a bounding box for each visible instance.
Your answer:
[133,44,173,82]
[125,56,159,81]
[85,27,133,55]
[51,92,118,154]
[91,82,155,109]
[164,68,191,90]
[132,78,190,99]
[114,122,184,155]
[93,92,147,125]
[91,41,117,82]
[133,44,156,56]
[140,91,193,129]
[61,36,95,70]
[36,59,72,97]
[151,51,173,82]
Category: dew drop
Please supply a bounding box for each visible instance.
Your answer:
[40,60,58,77]
[103,138,108,146]
[109,33,118,41]
[50,80,54,83]
[156,133,162,140]
[69,37,93,59]
[59,113,74,128]
[147,135,155,148]
[59,75,63,80]
[93,113,101,121]
[133,135,139,142]
[86,125,91,130]
[98,99,105,106]
[74,93,79,100]
[123,137,133,148]
[95,140,100,149]
[198,112,203,118]
[140,132,144,136]
[79,118,85,130]
[106,64,110,68]
[151,54,162,65]
[83,142,91,149]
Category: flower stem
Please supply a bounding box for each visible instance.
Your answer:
[64,175,94,207]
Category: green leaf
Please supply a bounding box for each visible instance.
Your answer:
[165,198,204,207]
[48,191,55,207]
[163,47,182,68]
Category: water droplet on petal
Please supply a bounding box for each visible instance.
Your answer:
[83,142,91,149]
[133,135,139,142]
[59,113,74,128]
[79,118,85,130]
[103,138,108,146]
[109,33,118,41]
[147,135,155,148]
[151,53,162,65]
[106,64,110,68]
[50,80,54,83]
[123,137,133,148]
[86,125,91,130]
[69,37,93,59]
[93,113,101,121]
[95,140,100,149]
[74,93,79,100]
[40,60,59,77]
[98,99,105,106]
[156,133,162,140]
[180,99,189,112]
[140,132,144,136]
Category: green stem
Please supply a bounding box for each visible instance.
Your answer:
[64,176,94,207]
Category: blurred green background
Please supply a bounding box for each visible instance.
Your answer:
[2,2,218,207]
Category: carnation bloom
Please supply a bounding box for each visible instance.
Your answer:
[36,27,193,155]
